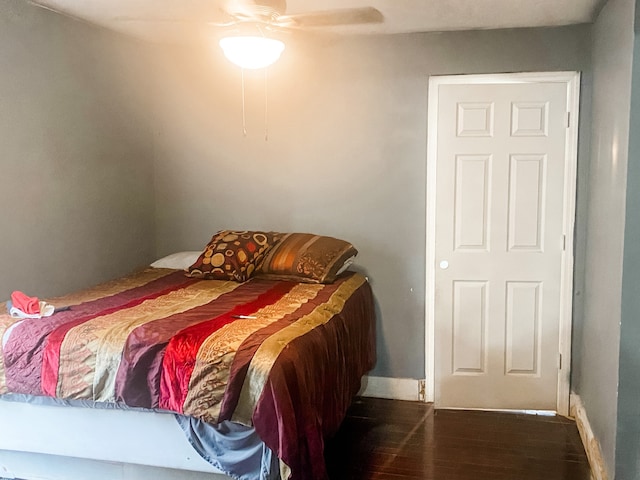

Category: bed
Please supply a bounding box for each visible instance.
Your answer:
[0,231,376,480]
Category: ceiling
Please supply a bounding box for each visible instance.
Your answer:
[27,0,604,45]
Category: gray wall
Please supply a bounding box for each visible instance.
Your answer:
[0,1,156,300]
[616,9,640,478]
[153,25,591,379]
[5,1,639,474]
[573,0,635,476]
[4,1,635,474]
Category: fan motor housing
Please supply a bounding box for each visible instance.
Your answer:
[226,0,287,20]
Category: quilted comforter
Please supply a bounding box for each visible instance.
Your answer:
[0,268,376,480]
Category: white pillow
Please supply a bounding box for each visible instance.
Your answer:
[335,255,356,276]
[150,251,202,270]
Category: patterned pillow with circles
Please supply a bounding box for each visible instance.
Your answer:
[186,230,282,282]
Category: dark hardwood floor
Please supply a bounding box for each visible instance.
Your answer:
[325,397,592,480]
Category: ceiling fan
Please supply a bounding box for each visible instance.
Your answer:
[115,0,383,68]
[217,0,384,30]
[210,1,384,134]
[210,0,383,68]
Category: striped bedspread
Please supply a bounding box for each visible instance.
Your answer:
[0,268,376,480]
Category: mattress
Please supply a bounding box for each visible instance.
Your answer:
[0,267,375,480]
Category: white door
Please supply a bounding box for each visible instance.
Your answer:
[429,74,578,411]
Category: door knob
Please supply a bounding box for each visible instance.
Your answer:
[439,260,449,270]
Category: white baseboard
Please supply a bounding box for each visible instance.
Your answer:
[358,376,424,402]
[570,392,609,480]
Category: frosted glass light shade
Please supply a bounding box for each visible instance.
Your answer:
[219,36,285,69]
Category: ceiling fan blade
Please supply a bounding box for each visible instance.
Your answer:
[275,7,383,28]
[114,19,237,28]
[112,6,233,25]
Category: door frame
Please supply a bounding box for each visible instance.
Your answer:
[425,72,581,416]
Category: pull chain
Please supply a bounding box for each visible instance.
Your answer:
[241,68,247,137]
[264,67,269,142]
[240,66,270,141]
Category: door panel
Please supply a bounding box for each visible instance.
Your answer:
[508,154,546,251]
[454,155,491,250]
[505,281,541,375]
[452,281,488,374]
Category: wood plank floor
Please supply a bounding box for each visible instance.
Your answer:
[324,397,592,480]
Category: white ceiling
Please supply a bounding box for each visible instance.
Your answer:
[28,0,604,44]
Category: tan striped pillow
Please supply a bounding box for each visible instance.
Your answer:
[257,233,357,284]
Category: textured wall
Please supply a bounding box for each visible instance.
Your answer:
[575,0,635,476]
[0,1,156,299]
[616,14,640,479]
[152,25,591,379]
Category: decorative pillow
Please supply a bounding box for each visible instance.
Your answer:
[257,233,357,284]
[150,251,203,270]
[186,230,281,282]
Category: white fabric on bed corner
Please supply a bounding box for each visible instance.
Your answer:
[150,251,202,270]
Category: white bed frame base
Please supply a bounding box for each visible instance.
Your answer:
[0,374,417,479]
[0,451,229,480]
[0,400,231,480]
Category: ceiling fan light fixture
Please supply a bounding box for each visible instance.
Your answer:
[219,36,285,69]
